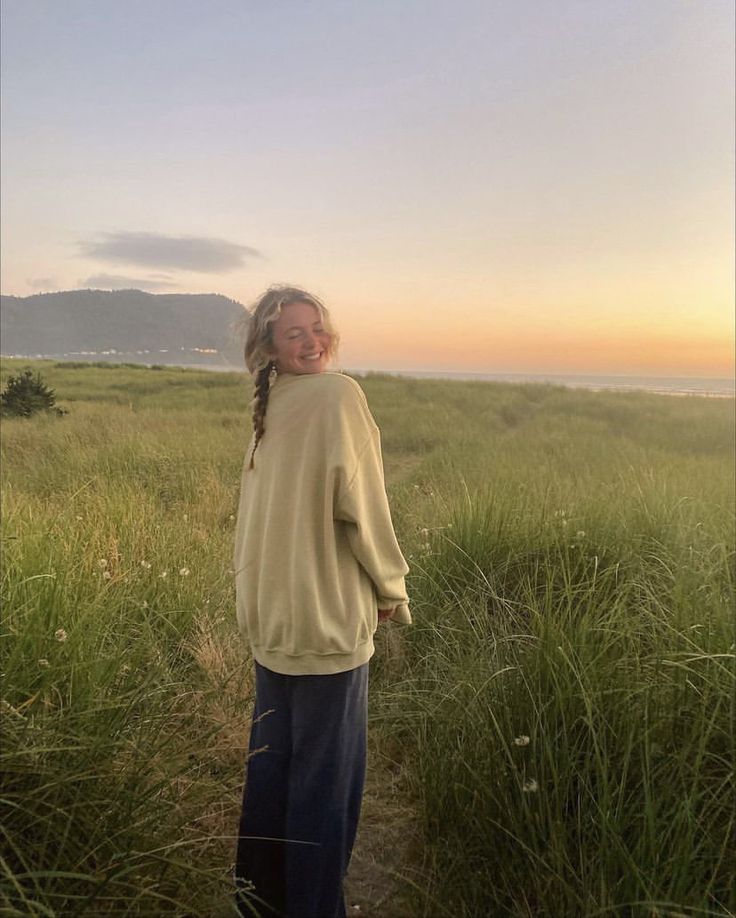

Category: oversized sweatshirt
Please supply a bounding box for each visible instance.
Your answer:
[232,371,411,676]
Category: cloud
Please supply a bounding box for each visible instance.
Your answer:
[80,231,261,273]
[27,277,57,290]
[79,273,178,291]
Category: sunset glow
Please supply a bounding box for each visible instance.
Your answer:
[1,1,733,378]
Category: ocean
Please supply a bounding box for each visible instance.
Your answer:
[348,369,736,399]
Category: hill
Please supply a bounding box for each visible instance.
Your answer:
[0,288,248,367]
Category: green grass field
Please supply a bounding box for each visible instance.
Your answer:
[1,359,734,917]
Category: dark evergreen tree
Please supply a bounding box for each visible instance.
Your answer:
[0,368,65,417]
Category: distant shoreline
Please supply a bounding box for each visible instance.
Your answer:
[350,368,736,399]
[1,354,733,398]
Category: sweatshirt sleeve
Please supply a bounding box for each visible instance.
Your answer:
[334,424,412,625]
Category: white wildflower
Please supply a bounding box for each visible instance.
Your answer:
[141,600,149,609]
[140,560,152,569]
[38,658,50,668]
[159,571,168,579]
[102,570,112,580]
[522,778,538,793]
[54,628,68,643]
[513,735,530,746]
[179,567,190,577]
[575,530,586,539]
[97,558,108,569]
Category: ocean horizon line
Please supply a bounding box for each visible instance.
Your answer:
[349,367,735,398]
[2,353,733,397]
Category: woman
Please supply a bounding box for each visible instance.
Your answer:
[232,286,411,918]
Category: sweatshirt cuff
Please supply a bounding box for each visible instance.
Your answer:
[378,600,412,624]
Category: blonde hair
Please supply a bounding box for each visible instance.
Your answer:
[243,285,339,467]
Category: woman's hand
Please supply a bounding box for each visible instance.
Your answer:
[377,607,395,622]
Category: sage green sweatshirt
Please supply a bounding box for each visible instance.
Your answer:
[232,371,411,675]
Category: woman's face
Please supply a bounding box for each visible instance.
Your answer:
[269,301,332,375]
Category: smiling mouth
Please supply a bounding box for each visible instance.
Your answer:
[302,352,324,361]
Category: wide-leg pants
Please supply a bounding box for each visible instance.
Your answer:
[235,660,369,918]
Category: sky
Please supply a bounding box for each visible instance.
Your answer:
[1,0,734,377]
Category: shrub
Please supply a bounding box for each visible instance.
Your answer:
[0,368,66,418]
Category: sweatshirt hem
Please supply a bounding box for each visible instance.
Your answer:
[251,638,375,676]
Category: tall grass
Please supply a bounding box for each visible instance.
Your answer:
[374,383,735,917]
[387,496,733,915]
[1,359,734,916]
[1,362,254,916]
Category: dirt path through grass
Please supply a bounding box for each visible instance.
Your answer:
[344,738,421,918]
[343,623,426,918]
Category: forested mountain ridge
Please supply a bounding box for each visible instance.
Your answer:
[0,289,248,366]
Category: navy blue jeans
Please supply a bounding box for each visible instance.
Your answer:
[235,661,369,918]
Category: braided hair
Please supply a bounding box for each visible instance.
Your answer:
[249,361,274,469]
[242,285,339,468]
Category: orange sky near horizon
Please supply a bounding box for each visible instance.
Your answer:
[331,269,734,377]
[338,317,734,377]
